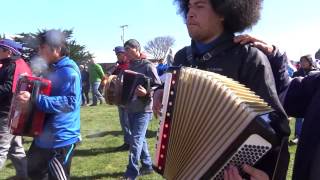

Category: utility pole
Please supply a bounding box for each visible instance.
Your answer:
[120,25,128,45]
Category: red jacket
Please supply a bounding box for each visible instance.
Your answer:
[112,62,129,75]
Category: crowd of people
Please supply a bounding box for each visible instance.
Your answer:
[0,0,320,180]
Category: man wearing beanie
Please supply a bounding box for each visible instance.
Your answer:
[0,39,30,179]
[111,46,131,151]
[122,39,161,180]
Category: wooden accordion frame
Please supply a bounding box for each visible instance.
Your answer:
[154,67,280,180]
[8,75,51,137]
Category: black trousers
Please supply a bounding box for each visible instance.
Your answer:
[27,142,76,180]
[81,86,90,104]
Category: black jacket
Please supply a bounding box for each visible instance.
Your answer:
[268,49,320,180]
[293,68,317,78]
[173,33,290,179]
[290,76,320,180]
[284,74,320,180]
[0,57,17,117]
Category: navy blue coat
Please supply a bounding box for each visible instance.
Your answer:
[268,49,320,180]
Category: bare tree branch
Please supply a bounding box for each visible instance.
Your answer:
[316,49,320,60]
[144,36,175,59]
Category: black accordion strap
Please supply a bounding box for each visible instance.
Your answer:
[185,41,237,69]
[146,78,151,93]
[271,137,289,180]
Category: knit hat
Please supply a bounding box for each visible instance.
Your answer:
[114,46,125,54]
[0,39,22,56]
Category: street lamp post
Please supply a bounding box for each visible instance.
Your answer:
[120,25,128,45]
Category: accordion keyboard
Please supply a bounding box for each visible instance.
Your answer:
[212,134,272,180]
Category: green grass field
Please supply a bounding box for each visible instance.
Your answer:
[2,105,297,180]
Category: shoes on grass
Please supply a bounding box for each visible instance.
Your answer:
[99,98,105,105]
[289,138,299,145]
[139,167,154,176]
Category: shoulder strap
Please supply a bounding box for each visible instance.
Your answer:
[185,41,237,68]
[186,46,193,65]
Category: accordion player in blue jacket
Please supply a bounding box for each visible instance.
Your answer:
[16,29,81,180]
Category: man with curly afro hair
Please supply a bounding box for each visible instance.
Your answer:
[153,0,290,179]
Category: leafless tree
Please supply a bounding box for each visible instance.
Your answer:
[316,49,320,60]
[144,36,175,59]
[0,34,5,39]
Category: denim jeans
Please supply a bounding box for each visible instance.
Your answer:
[118,107,131,144]
[91,82,103,105]
[125,112,153,179]
[295,118,304,138]
[82,85,90,105]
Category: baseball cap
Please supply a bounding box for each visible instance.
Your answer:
[114,46,125,54]
[0,39,22,56]
[124,39,141,51]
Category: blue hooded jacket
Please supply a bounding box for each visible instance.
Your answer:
[35,57,81,148]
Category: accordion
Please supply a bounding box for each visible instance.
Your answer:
[8,75,51,137]
[105,70,150,106]
[154,67,280,180]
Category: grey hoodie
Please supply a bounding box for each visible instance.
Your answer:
[126,59,161,113]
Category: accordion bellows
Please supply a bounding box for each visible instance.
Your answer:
[154,67,277,180]
[9,75,51,137]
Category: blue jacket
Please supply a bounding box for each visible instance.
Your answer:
[156,63,168,76]
[35,57,82,148]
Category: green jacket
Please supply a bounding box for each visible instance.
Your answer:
[89,63,104,83]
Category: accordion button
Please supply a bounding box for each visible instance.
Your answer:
[163,134,167,138]
[159,166,162,170]
[165,124,169,128]
[162,145,165,149]
[172,81,176,85]
[160,154,164,158]
[169,102,173,106]
[166,113,170,117]
[170,91,174,95]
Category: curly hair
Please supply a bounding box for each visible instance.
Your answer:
[174,0,263,33]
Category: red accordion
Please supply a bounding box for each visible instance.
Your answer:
[8,75,51,137]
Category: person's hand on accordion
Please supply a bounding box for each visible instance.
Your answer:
[16,91,31,112]
[135,85,148,97]
[224,165,269,180]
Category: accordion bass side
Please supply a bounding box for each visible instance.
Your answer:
[8,75,51,137]
[154,67,281,180]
